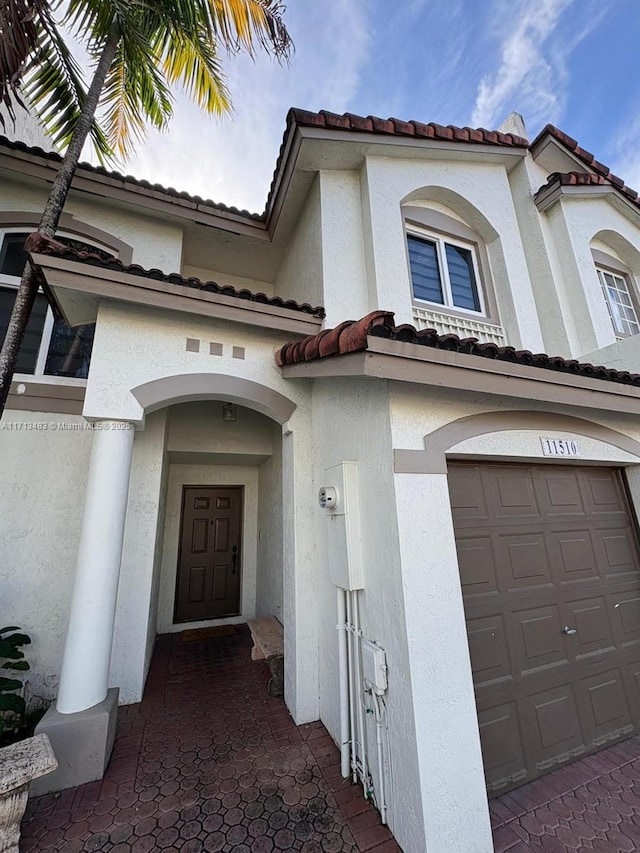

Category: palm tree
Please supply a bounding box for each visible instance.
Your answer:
[0,0,291,416]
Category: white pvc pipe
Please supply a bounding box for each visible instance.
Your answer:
[57,421,135,714]
[337,588,350,779]
[352,590,369,797]
[346,591,358,782]
[372,691,388,824]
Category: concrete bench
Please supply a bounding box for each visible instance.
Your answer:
[247,617,284,697]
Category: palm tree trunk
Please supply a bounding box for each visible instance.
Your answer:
[0,18,121,417]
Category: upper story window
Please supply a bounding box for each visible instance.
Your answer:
[596,266,640,337]
[407,230,482,313]
[402,203,505,345]
[0,231,112,379]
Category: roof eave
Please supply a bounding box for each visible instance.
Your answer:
[535,181,640,220]
[281,336,640,415]
[31,251,324,336]
[0,144,269,239]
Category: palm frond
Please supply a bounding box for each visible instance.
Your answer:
[153,24,230,116]
[204,0,292,59]
[101,25,174,159]
[0,0,53,126]
[23,12,112,161]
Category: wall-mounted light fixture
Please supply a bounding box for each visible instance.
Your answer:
[222,402,236,422]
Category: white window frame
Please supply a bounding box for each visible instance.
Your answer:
[0,228,113,384]
[596,265,640,338]
[406,226,486,317]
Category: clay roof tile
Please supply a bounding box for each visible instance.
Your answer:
[276,311,640,389]
[27,234,325,319]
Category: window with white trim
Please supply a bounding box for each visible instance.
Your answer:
[0,231,112,379]
[407,229,483,314]
[596,266,640,337]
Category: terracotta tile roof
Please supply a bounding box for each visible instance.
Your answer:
[531,125,640,209]
[287,108,530,146]
[535,170,640,212]
[0,135,265,220]
[26,233,325,318]
[276,310,640,387]
[2,110,528,227]
[264,109,530,212]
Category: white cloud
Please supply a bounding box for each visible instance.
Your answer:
[609,111,640,193]
[471,0,574,129]
[116,0,372,212]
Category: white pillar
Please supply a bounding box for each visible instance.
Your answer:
[56,421,135,715]
[394,472,493,853]
[282,414,318,724]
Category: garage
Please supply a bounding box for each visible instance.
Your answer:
[449,461,640,795]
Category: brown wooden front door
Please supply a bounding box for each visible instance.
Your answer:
[449,462,640,795]
[175,486,243,622]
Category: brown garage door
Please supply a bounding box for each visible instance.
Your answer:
[449,461,640,795]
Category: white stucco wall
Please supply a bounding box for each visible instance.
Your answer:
[507,157,573,356]
[311,377,424,853]
[0,104,54,150]
[167,400,274,460]
[110,410,168,705]
[80,301,318,722]
[0,411,92,704]
[318,171,370,327]
[256,423,284,621]
[83,302,308,424]
[157,463,259,633]
[359,154,545,351]
[541,195,640,358]
[0,177,184,272]
[274,176,323,310]
[389,382,640,853]
[181,265,274,297]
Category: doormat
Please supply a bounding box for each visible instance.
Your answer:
[182,625,237,641]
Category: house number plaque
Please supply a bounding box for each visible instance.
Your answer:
[540,437,581,457]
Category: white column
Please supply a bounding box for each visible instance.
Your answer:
[56,421,135,715]
[282,413,318,724]
[394,472,493,853]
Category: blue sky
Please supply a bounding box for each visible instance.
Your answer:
[111,0,640,213]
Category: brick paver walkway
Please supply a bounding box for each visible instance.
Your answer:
[491,736,640,851]
[21,628,399,853]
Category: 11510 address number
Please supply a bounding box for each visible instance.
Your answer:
[540,437,580,457]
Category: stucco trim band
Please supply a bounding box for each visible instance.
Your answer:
[7,378,86,415]
[282,345,640,414]
[32,253,323,335]
[394,411,640,474]
[0,212,134,263]
[0,148,268,240]
[534,181,636,218]
[132,374,296,425]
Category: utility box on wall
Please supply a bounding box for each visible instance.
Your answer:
[320,462,364,590]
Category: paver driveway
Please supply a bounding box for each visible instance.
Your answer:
[20,628,399,853]
[491,736,640,851]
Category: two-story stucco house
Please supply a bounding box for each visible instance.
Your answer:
[3,106,640,852]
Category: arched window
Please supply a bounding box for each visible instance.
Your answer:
[406,227,483,313]
[590,237,640,339]
[0,230,113,379]
[402,202,502,340]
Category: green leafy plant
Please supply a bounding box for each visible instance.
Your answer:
[0,626,31,732]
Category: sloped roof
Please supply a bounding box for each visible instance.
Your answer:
[534,170,640,213]
[276,310,640,387]
[5,113,639,231]
[0,135,264,220]
[286,108,529,146]
[531,125,639,208]
[25,233,325,318]
[1,109,529,227]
